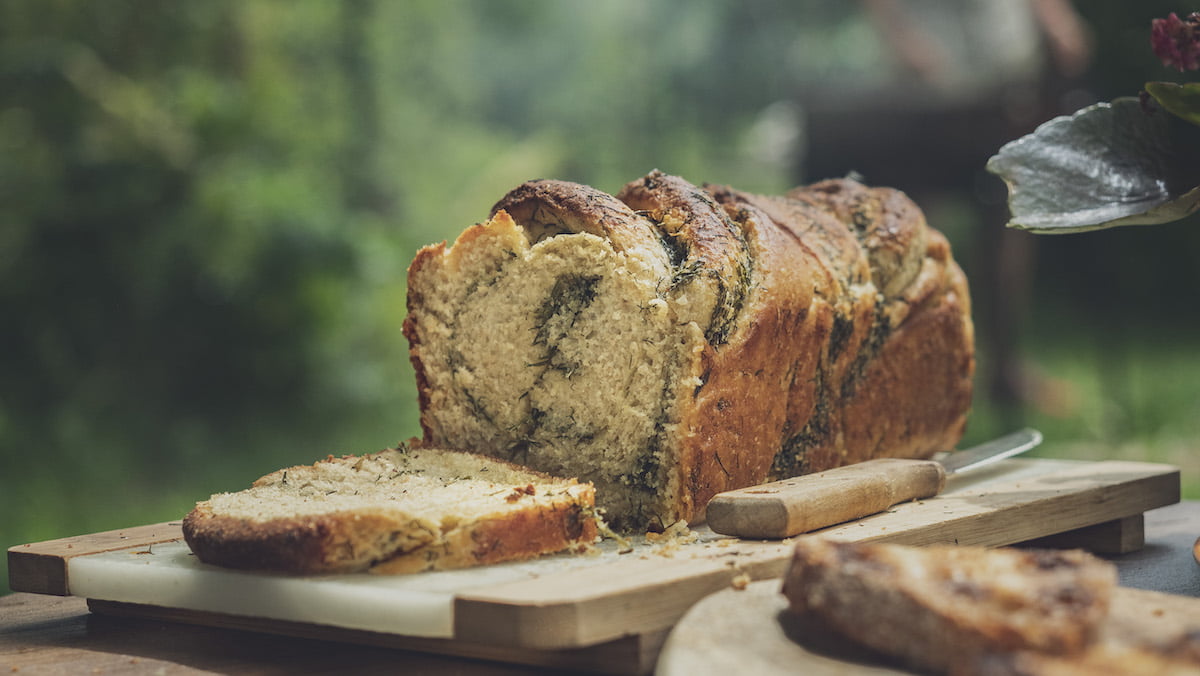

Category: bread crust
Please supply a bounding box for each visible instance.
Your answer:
[616,170,754,346]
[490,178,664,256]
[183,504,421,575]
[183,447,598,575]
[782,539,1117,673]
[404,171,974,530]
[371,498,596,574]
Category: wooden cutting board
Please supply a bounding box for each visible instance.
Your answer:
[7,458,1182,675]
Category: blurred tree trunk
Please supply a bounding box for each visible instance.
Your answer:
[340,0,393,216]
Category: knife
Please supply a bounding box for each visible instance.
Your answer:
[704,428,1043,539]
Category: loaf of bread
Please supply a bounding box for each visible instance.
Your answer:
[404,170,974,531]
[182,445,598,574]
[781,538,1118,674]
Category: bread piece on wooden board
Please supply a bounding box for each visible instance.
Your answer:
[970,636,1200,676]
[781,538,1117,674]
[182,445,598,575]
[403,170,973,531]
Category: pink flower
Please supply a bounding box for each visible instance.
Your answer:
[1151,12,1200,72]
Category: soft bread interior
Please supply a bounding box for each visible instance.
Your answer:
[408,211,706,530]
[196,446,594,572]
[210,447,578,520]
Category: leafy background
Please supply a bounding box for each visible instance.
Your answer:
[4,1,1199,593]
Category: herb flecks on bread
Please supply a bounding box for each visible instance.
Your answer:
[404,170,974,531]
[182,445,598,575]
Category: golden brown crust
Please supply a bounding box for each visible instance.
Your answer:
[699,181,973,479]
[182,447,598,575]
[788,179,929,300]
[404,242,446,441]
[183,504,425,575]
[185,499,597,576]
[404,171,974,530]
[617,170,754,346]
[367,499,597,574]
[667,198,820,514]
[489,179,661,254]
[839,259,974,463]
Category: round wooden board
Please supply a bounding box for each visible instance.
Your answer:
[655,579,911,675]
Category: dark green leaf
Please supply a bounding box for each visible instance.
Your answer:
[986,97,1200,234]
[1145,81,1200,127]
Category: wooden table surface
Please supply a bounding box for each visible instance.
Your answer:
[5,502,1200,675]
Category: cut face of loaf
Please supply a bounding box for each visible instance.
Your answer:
[404,170,974,531]
[781,538,1118,674]
[182,446,597,574]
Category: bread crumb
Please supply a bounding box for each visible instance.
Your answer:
[590,508,633,553]
[654,542,681,557]
[645,520,698,545]
[569,541,593,554]
[645,520,699,557]
[730,573,751,590]
[505,484,536,502]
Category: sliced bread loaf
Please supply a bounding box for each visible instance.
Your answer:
[182,444,598,575]
[403,171,974,531]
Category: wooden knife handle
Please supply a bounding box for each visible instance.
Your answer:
[704,458,947,539]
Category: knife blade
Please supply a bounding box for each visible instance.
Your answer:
[704,428,1043,539]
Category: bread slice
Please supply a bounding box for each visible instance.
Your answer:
[182,445,598,575]
[781,538,1117,673]
[969,597,1200,675]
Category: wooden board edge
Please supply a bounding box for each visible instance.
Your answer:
[87,599,664,676]
[6,550,70,597]
[454,551,789,650]
[8,522,185,596]
[1020,514,1146,554]
[10,460,1183,654]
[453,462,1182,650]
[867,464,1181,549]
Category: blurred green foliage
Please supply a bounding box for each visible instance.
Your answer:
[0,0,807,592]
[3,1,1199,594]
